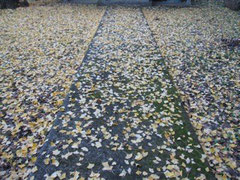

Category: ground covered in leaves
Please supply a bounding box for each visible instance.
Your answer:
[143,3,240,179]
[0,4,105,178]
[33,6,213,179]
[0,2,239,180]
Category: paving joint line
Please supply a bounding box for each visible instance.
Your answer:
[31,6,108,178]
[140,7,215,174]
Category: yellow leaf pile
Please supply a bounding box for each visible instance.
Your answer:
[0,4,105,179]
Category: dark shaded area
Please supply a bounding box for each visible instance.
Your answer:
[0,0,29,9]
[222,38,240,48]
[20,0,29,7]
[224,0,240,10]
[0,0,19,9]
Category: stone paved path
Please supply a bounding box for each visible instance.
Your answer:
[33,7,214,179]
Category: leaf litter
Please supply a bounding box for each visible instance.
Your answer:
[32,6,214,179]
[0,4,105,179]
[1,2,238,179]
[143,2,240,179]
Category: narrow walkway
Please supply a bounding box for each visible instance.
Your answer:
[33,7,213,179]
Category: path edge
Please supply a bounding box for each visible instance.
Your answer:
[29,6,108,179]
[140,7,216,179]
